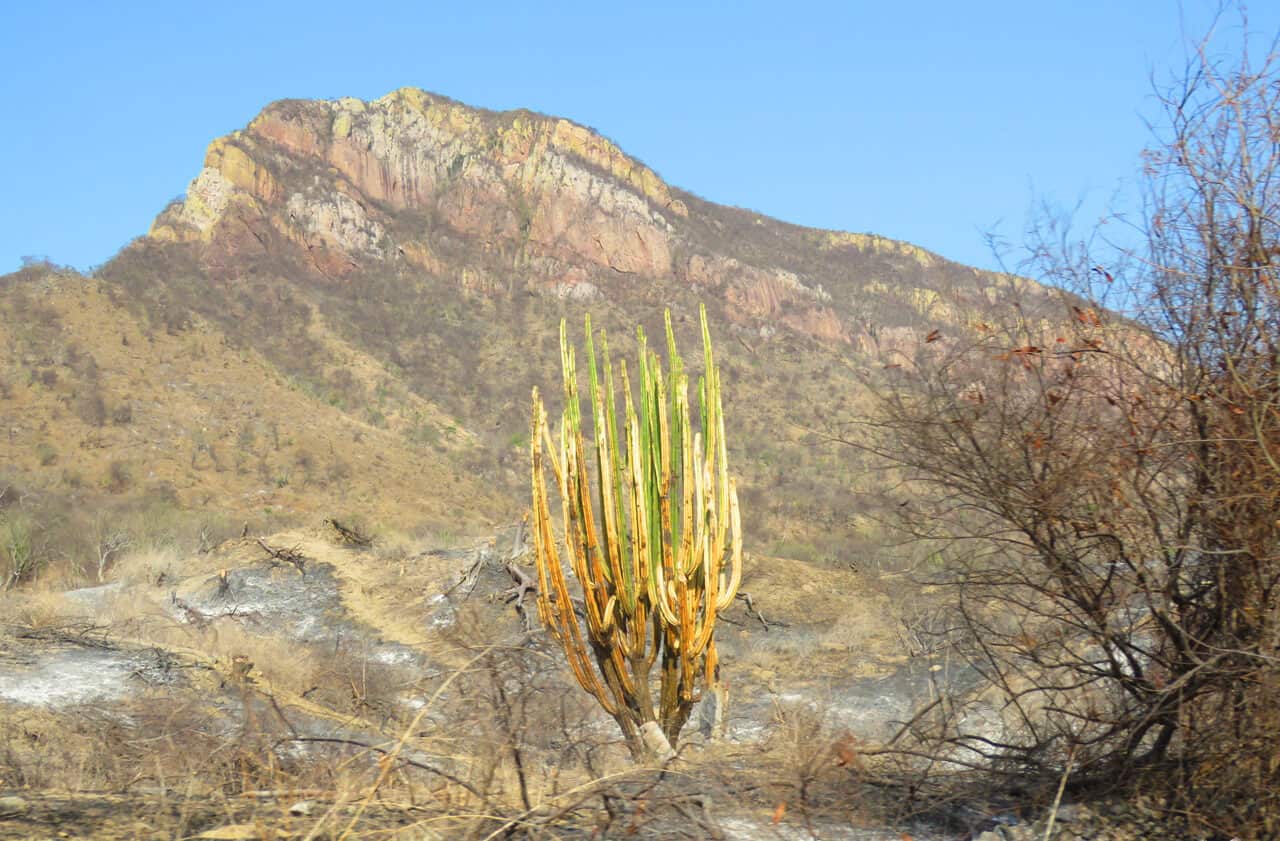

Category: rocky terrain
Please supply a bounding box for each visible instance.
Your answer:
[0,519,943,838]
[2,516,1179,840]
[0,513,1206,840]
[87,87,1064,560]
[0,89,1153,839]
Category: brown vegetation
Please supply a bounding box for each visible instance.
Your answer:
[849,26,1280,840]
[0,525,933,839]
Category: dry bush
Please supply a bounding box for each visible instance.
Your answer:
[0,688,412,839]
[848,17,1280,839]
[0,589,76,628]
[754,700,852,833]
[0,473,285,593]
[106,544,187,587]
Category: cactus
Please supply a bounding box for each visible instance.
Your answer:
[529,304,742,759]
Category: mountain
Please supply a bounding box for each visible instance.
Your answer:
[2,88,1057,570]
[140,88,1008,345]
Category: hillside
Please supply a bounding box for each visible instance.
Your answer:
[0,267,506,583]
[0,86,1147,841]
[4,87,1061,575]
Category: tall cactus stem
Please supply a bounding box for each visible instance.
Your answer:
[530,305,742,757]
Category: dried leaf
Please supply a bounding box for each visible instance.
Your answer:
[1072,305,1102,326]
[834,734,861,768]
[925,329,941,343]
[772,802,787,824]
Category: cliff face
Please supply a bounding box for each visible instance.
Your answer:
[145,88,908,343]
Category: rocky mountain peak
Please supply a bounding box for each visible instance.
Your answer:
[6,86,1058,590]
[147,88,960,343]
[152,89,682,279]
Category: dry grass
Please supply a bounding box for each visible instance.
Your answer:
[0,273,508,544]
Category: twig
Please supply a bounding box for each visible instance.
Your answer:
[880,695,946,748]
[735,591,779,631]
[12,622,115,648]
[1042,748,1075,841]
[442,555,483,599]
[335,644,501,841]
[324,517,372,548]
[277,737,479,797]
[170,595,211,627]
[479,761,678,841]
[256,539,307,574]
[502,560,538,631]
[265,690,300,739]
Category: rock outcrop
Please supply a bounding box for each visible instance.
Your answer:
[146,88,911,343]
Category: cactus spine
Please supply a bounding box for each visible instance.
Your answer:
[530,304,742,758]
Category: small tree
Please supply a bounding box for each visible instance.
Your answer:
[852,20,1280,839]
[529,306,742,760]
[1,512,37,591]
[93,515,131,583]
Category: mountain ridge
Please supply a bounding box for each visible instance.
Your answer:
[3,87,1061,577]
[140,86,1012,348]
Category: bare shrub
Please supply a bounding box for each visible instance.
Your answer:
[850,19,1280,839]
[73,389,106,427]
[104,460,132,493]
[35,441,58,466]
[110,400,133,425]
[2,510,42,590]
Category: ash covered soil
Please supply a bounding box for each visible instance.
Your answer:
[0,520,1010,840]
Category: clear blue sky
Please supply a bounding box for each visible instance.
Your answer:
[2,2,1275,275]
